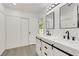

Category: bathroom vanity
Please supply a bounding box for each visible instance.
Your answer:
[36,3,79,56]
[36,35,79,56]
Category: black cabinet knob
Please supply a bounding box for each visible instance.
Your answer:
[44,52,47,56]
[44,46,47,49]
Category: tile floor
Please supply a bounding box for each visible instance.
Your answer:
[1,44,37,56]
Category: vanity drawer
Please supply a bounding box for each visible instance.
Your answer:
[42,41,53,56]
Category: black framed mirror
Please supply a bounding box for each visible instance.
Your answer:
[60,3,78,29]
[46,12,55,29]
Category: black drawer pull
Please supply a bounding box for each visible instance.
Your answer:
[44,46,47,49]
[51,44,54,49]
[44,52,47,56]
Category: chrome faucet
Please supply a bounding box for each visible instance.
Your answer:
[65,31,70,39]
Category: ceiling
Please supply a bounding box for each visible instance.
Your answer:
[3,3,49,14]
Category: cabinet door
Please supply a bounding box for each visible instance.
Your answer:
[42,42,53,56]
[52,47,68,56]
[36,39,42,56]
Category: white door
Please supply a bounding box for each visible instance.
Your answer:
[21,18,29,46]
[29,18,38,44]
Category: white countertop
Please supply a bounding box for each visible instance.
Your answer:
[37,35,79,56]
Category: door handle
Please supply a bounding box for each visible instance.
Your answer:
[29,32,31,34]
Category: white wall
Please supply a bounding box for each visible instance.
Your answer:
[5,9,38,49]
[0,4,6,55]
[5,8,39,18]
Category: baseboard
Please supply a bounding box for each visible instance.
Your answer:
[6,44,36,50]
[1,50,8,56]
[0,49,6,56]
[6,43,29,49]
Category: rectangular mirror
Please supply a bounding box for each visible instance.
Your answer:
[46,12,55,29]
[60,3,78,29]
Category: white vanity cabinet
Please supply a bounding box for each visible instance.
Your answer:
[36,38,42,56]
[36,36,72,56]
[42,42,69,56]
[36,37,53,56]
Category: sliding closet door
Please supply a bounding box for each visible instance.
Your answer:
[21,18,29,46]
